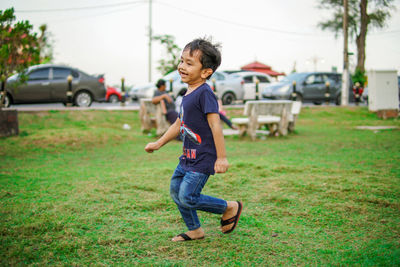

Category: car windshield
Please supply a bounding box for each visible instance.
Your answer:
[230,74,241,79]
[163,71,179,81]
[281,73,308,83]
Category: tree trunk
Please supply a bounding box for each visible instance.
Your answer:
[0,79,19,137]
[0,80,5,110]
[356,0,369,73]
[0,109,19,137]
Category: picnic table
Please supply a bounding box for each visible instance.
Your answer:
[139,98,169,135]
[231,100,298,140]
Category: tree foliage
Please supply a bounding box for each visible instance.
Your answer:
[1,8,41,81]
[0,8,52,108]
[317,0,395,77]
[38,24,53,64]
[318,0,394,37]
[152,34,181,76]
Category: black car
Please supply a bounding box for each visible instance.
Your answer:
[3,64,106,107]
[262,72,354,105]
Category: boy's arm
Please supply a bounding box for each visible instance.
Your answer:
[144,118,180,153]
[152,94,172,104]
[207,113,229,173]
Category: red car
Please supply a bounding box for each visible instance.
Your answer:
[106,86,122,103]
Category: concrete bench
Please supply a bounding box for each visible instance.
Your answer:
[231,100,294,140]
[139,98,169,136]
[288,101,302,132]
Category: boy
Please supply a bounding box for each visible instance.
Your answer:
[152,79,178,125]
[145,38,243,242]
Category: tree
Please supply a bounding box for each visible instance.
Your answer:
[38,24,53,64]
[0,7,49,108]
[317,0,395,81]
[152,34,181,76]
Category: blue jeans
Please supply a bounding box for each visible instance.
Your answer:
[170,164,227,230]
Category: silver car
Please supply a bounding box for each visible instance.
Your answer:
[228,71,272,101]
[130,70,244,105]
[4,64,106,107]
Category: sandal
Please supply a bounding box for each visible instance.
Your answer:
[221,201,243,234]
[172,233,205,242]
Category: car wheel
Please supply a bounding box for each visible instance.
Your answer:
[313,101,322,105]
[222,92,236,105]
[74,91,93,107]
[2,94,11,108]
[108,94,119,103]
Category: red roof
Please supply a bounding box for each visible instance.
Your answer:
[241,61,285,77]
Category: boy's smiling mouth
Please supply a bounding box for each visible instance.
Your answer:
[179,71,188,78]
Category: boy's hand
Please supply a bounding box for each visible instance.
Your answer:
[215,157,229,173]
[145,142,160,153]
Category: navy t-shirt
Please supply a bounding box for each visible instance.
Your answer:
[178,83,219,175]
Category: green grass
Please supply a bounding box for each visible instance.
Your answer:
[1,106,399,266]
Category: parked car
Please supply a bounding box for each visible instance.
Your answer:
[262,72,353,105]
[106,86,122,103]
[228,71,272,100]
[3,64,106,107]
[129,70,244,105]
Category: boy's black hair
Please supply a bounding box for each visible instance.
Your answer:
[178,88,187,96]
[183,38,221,80]
[156,79,166,89]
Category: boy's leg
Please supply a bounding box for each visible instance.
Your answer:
[179,171,242,235]
[166,110,178,124]
[170,165,185,207]
[219,113,238,130]
[177,171,227,230]
[170,165,202,230]
[170,165,205,241]
[170,166,241,240]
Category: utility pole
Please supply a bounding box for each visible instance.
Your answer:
[341,0,349,106]
[148,0,152,82]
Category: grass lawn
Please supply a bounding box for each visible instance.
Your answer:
[1,106,399,266]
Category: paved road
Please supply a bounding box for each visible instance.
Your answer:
[4,100,366,112]
[5,101,141,111]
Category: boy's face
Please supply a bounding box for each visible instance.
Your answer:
[178,49,213,86]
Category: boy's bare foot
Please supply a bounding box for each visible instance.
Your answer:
[171,227,205,242]
[221,201,242,233]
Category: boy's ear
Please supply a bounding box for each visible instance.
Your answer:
[201,68,213,79]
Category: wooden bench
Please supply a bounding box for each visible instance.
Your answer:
[139,98,169,136]
[231,100,293,140]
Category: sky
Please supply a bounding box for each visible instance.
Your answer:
[1,0,400,86]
